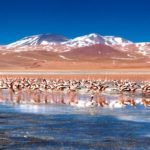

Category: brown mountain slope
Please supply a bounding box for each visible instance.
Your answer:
[0,44,149,70]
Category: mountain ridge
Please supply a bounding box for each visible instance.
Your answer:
[3,33,149,58]
[0,33,149,70]
[6,33,134,48]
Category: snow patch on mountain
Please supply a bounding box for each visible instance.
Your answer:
[59,55,72,60]
[103,36,133,45]
[63,33,105,47]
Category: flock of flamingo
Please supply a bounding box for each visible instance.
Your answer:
[0,77,150,108]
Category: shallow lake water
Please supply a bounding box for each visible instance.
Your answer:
[0,99,150,150]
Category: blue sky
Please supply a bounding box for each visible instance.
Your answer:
[0,0,150,44]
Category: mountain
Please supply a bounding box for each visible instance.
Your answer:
[63,33,133,48]
[5,33,150,57]
[6,33,132,48]
[0,44,148,70]
[0,33,149,70]
[61,44,130,60]
[112,42,150,57]
[7,34,69,48]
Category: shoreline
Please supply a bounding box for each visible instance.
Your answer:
[0,70,149,80]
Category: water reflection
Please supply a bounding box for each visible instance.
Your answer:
[1,87,150,109]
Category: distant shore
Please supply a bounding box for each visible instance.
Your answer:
[0,70,149,80]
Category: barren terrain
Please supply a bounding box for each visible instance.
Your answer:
[0,45,150,71]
